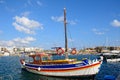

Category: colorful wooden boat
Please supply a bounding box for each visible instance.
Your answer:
[20,8,102,77]
[20,53,102,77]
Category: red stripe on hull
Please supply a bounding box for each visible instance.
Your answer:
[26,61,101,72]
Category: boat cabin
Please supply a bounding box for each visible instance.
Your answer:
[28,53,77,65]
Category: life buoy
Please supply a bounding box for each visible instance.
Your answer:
[71,48,77,55]
[56,48,64,55]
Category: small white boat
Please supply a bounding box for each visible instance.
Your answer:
[102,51,120,62]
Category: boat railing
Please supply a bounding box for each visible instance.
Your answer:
[42,58,77,65]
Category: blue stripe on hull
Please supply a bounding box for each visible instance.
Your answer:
[25,62,87,69]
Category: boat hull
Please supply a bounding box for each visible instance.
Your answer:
[21,61,101,77]
[106,58,120,62]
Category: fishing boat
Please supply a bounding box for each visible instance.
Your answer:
[20,8,102,77]
[102,50,120,62]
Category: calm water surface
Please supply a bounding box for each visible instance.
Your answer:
[0,55,120,80]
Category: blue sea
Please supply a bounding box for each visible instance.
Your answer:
[0,55,120,80]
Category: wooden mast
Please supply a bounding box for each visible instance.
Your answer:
[64,8,68,53]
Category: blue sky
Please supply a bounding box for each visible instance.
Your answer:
[0,0,120,49]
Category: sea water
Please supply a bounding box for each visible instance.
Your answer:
[0,55,120,80]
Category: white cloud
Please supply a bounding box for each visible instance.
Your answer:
[51,16,77,25]
[37,1,42,6]
[25,0,42,7]
[68,39,74,42]
[69,20,77,25]
[5,6,15,12]
[92,28,105,35]
[111,19,120,27]
[13,22,35,34]
[0,30,2,34]
[27,0,33,6]
[0,0,4,4]
[115,40,120,42]
[95,32,104,35]
[21,11,30,17]
[0,37,36,47]
[92,28,97,32]
[13,37,36,44]
[13,16,43,34]
[51,16,64,22]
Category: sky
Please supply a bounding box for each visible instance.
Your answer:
[0,0,120,49]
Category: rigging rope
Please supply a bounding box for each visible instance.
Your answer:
[67,25,75,48]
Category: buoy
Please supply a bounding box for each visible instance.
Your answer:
[71,48,77,55]
[104,75,116,80]
[56,47,64,55]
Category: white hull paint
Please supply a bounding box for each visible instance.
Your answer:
[22,61,101,77]
[107,58,120,62]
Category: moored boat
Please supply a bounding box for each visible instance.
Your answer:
[20,8,102,77]
[102,51,120,62]
[20,53,101,77]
